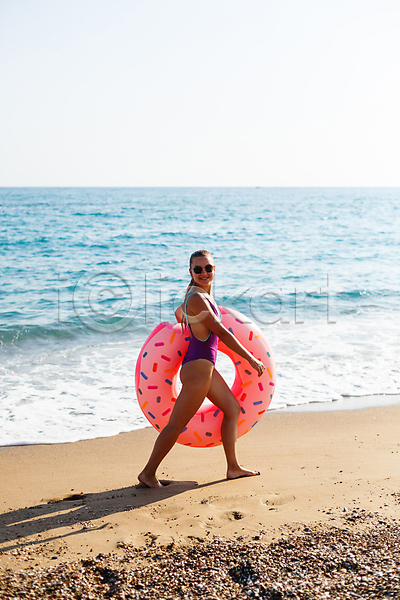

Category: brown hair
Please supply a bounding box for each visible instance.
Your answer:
[181,250,214,330]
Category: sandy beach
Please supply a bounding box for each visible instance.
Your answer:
[1,401,400,597]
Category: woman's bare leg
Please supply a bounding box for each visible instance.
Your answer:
[138,360,214,488]
[207,369,260,479]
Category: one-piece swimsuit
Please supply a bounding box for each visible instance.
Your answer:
[181,294,220,367]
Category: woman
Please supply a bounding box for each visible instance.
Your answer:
[138,250,265,488]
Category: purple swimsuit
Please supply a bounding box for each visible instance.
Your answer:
[182,295,220,367]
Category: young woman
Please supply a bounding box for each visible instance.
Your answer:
[138,250,265,488]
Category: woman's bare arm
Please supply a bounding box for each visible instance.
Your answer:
[175,303,184,323]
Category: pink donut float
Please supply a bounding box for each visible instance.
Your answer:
[135,306,276,448]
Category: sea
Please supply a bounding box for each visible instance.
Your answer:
[1,187,399,446]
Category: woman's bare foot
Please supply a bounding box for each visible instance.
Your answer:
[138,471,164,488]
[226,467,260,480]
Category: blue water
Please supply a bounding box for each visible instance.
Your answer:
[1,187,399,445]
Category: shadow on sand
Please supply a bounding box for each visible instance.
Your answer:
[0,478,227,553]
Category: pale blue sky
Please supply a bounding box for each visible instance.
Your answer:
[1,0,399,186]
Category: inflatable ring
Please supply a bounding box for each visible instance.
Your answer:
[135,306,276,448]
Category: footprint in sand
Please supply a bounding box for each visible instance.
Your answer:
[262,493,296,507]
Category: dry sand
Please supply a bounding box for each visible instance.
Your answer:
[1,402,399,573]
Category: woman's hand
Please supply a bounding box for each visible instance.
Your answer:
[248,356,265,377]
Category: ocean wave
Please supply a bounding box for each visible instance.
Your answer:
[0,321,91,347]
[337,289,393,299]
[0,305,169,348]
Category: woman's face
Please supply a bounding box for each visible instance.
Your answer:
[189,255,215,289]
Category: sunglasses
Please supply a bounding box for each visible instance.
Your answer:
[192,264,214,274]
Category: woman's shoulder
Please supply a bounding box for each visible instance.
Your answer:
[186,291,210,310]
[186,290,207,303]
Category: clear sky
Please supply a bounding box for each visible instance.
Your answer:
[1,0,399,186]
